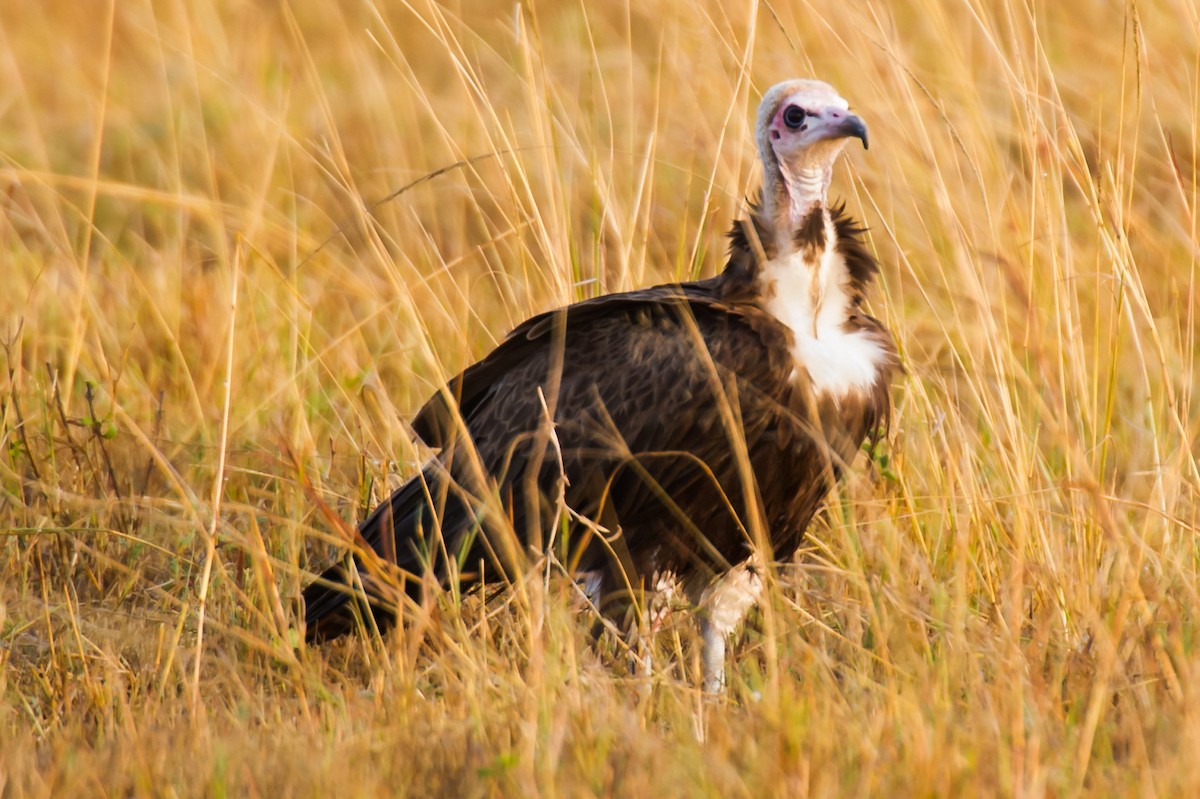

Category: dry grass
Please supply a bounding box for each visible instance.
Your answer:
[1,0,1198,795]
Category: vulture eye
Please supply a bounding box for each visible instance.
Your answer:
[782,105,806,129]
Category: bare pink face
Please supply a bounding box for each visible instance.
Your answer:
[757,80,868,166]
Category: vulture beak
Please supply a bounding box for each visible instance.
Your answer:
[813,109,869,151]
[837,114,869,150]
[801,106,868,149]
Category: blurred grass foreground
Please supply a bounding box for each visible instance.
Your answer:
[1,0,1198,795]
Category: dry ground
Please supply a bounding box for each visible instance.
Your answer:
[2,0,1198,795]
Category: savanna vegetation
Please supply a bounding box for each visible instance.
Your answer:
[1,0,1198,795]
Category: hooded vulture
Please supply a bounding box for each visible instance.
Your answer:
[303,78,897,692]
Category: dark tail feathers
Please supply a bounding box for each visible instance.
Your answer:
[302,469,473,643]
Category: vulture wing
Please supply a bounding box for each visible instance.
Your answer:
[303,276,806,640]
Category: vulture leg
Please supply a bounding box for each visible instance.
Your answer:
[696,555,765,694]
[699,616,727,694]
[619,570,684,688]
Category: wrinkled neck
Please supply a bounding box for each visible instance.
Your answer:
[779,162,831,227]
[762,156,833,251]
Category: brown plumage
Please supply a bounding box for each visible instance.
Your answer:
[303,79,897,691]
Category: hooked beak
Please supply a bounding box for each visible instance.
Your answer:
[805,109,869,151]
[837,114,869,150]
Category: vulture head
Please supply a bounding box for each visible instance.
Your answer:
[755,79,868,236]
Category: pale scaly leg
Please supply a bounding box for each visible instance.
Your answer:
[632,570,682,684]
[699,615,727,694]
[696,555,764,694]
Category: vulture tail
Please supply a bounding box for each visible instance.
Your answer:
[302,467,475,643]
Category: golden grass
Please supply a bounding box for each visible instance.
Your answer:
[2,0,1198,794]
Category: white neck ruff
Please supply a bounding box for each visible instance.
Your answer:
[759,212,887,398]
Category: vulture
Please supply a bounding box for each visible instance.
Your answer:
[303,78,897,692]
